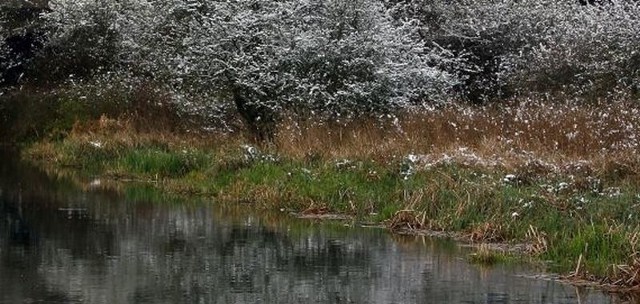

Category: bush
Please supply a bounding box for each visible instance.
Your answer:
[4,0,640,143]
[39,0,458,140]
[518,2,640,99]
[434,0,640,101]
[34,0,121,84]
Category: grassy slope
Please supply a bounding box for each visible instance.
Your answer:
[23,102,640,290]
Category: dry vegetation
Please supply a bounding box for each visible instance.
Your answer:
[275,99,640,177]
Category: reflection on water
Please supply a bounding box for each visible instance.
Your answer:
[0,150,625,303]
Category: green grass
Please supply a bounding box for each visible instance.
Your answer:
[22,137,640,284]
[118,148,212,178]
[468,244,515,266]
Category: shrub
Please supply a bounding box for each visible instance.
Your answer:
[35,0,121,84]
[395,0,640,102]
[4,0,640,142]
[40,0,459,140]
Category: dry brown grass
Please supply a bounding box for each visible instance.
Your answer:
[469,222,505,243]
[524,225,549,255]
[608,258,640,291]
[32,98,640,182]
[596,230,640,291]
[386,210,426,232]
[274,100,640,177]
[68,115,223,149]
[66,115,249,161]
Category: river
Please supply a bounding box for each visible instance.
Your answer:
[0,149,623,303]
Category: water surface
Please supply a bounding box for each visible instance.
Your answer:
[0,150,622,303]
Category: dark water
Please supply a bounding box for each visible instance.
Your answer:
[0,150,624,304]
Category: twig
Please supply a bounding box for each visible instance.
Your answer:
[574,253,583,277]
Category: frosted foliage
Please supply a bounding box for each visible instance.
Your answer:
[524,2,640,95]
[24,0,640,114]
[429,0,640,98]
[283,0,455,115]
[43,0,456,118]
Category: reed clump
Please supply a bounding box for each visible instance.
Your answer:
[469,244,502,266]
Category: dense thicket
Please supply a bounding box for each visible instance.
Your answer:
[390,0,640,102]
[1,0,639,139]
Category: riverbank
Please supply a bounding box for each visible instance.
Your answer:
[22,101,640,292]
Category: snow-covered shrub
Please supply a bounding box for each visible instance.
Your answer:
[17,0,640,143]
[7,0,640,106]
[398,0,564,102]
[393,0,640,102]
[284,1,456,116]
[36,0,122,83]
[384,0,528,102]
[41,0,458,140]
[519,2,640,98]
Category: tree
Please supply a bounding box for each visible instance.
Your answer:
[43,0,458,141]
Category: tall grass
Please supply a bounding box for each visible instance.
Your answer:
[275,99,640,178]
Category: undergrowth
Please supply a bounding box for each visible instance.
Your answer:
[22,100,640,291]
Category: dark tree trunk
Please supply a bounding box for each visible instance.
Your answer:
[232,87,278,143]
